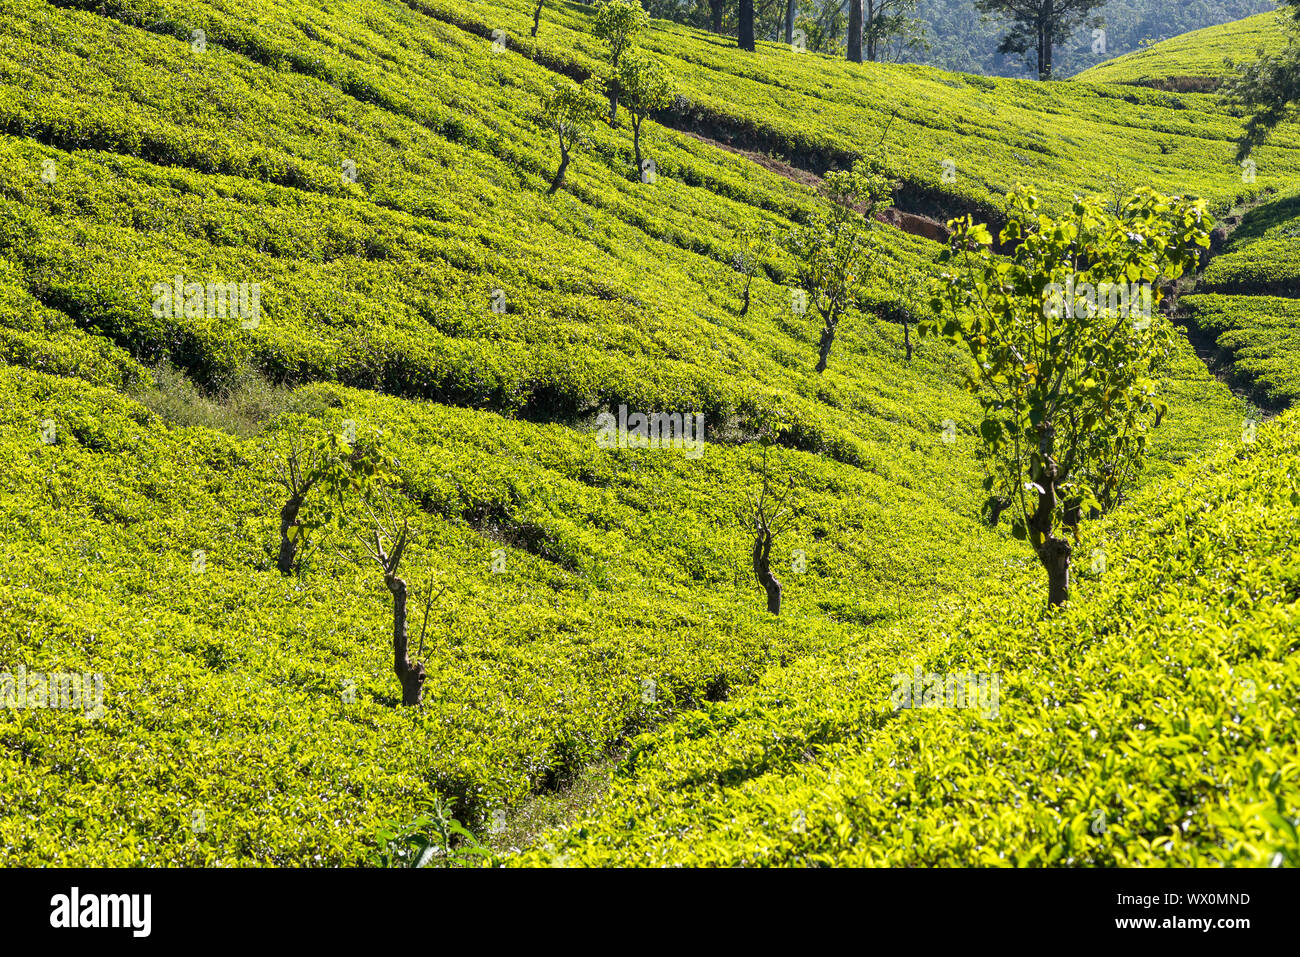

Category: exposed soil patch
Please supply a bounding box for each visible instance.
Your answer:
[680,129,952,244]
[874,206,951,244]
[678,130,823,190]
[666,105,1004,231]
[1129,76,1223,94]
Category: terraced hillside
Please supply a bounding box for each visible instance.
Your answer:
[0,0,1292,867]
[1184,188,1300,407]
[1075,10,1291,90]
[412,0,1300,215]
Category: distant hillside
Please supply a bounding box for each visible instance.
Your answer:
[645,0,1278,78]
[1075,9,1291,89]
[917,0,1278,78]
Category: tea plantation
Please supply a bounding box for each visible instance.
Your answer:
[406,0,1300,213]
[1185,188,1300,407]
[0,0,1295,866]
[519,405,1300,866]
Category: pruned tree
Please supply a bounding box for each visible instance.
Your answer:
[343,487,444,707]
[975,0,1109,79]
[615,49,675,178]
[270,427,382,576]
[786,160,892,373]
[1226,0,1300,160]
[877,257,925,360]
[539,79,602,195]
[282,429,441,708]
[732,220,776,316]
[741,433,797,615]
[923,186,1210,606]
[593,0,650,123]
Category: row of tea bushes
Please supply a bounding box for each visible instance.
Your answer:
[1184,189,1300,407]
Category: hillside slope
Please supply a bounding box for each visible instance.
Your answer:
[1075,10,1291,90]
[415,0,1300,215]
[0,0,1287,865]
[1184,188,1300,408]
[519,408,1300,866]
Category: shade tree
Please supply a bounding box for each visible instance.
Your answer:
[593,0,650,122]
[786,160,892,373]
[924,186,1211,606]
[614,49,676,178]
[539,79,603,195]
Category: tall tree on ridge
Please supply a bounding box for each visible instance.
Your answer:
[709,0,725,33]
[848,0,864,62]
[1228,0,1300,159]
[976,0,1110,79]
[593,0,649,123]
[739,0,756,50]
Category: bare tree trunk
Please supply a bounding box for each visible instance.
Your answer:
[866,0,877,61]
[847,0,863,63]
[531,0,543,37]
[632,118,643,174]
[608,52,622,125]
[1037,4,1052,80]
[1028,422,1071,606]
[710,0,724,33]
[738,0,755,51]
[384,571,426,706]
[277,494,304,575]
[784,0,794,44]
[740,275,753,316]
[752,526,782,615]
[1039,538,1071,606]
[902,317,913,360]
[815,312,838,373]
[548,144,569,194]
